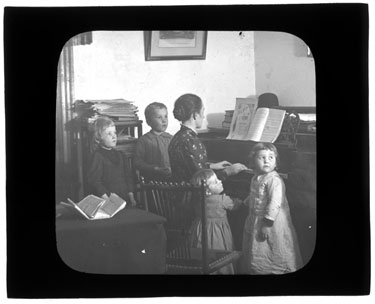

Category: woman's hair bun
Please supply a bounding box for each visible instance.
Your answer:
[173,93,202,122]
[173,105,186,121]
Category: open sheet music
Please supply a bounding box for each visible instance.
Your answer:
[227,107,286,143]
[226,97,258,140]
[246,108,286,142]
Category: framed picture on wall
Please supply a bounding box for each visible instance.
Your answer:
[144,31,207,61]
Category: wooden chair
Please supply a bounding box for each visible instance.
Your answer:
[140,177,241,274]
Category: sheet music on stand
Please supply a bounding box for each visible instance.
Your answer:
[227,101,286,143]
[226,97,258,140]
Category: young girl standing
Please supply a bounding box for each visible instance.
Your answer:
[87,117,137,206]
[190,169,241,274]
[242,143,302,274]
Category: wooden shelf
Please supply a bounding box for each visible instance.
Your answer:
[115,120,143,138]
[115,120,143,127]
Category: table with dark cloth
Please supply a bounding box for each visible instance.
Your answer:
[56,207,167,274]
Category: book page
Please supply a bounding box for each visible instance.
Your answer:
[258,109,286,143]
[246,108,270,141]
[76,195,105,218]
[92,208,110,220]
[65,199,91,219]
[227,97,258,140]
[99,193,126,217]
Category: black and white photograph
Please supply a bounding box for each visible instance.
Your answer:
[56,30,316,276]
[3,2,370,300]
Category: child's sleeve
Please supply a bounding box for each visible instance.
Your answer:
[86,152,109,197]
[264,177,284,221]
[133,137,157,173]
[241,176,255,207]
[230,197,244,210]
[221,194,235,210]
[243,195,251,207]
[122,153,135,193]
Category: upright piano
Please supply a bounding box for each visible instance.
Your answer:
[198,109,316,266]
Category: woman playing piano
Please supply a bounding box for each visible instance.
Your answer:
[168,93,247,182]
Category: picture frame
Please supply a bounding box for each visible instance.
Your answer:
[144,31,207,61]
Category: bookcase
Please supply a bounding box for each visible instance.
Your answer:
[114,120,143,156]
[115,120,143,138]
[75,120,143,200]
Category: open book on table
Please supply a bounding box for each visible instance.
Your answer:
[227,107,286,143]
[64,193,127,220]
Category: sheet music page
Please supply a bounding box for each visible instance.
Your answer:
[246,108,270,141]
[227,97,258,140]
[258,108,286,143]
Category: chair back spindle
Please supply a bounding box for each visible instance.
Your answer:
[140,177,241,274]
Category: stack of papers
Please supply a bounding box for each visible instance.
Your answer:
[86,99,139,121]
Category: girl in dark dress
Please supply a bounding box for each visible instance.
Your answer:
[168,93,247,182]
[87,117,137,206]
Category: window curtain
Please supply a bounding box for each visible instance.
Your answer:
[67,31,93,47]
[56,32,92,202]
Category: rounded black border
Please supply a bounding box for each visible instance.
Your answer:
[4,4,370,298]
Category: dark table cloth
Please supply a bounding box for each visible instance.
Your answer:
[56,208,167,274]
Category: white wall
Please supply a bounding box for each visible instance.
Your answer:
[73,31,256,135]
[254,31,316,107]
